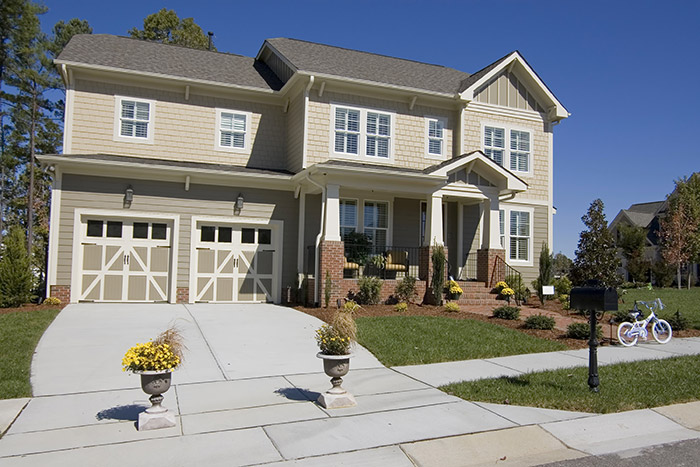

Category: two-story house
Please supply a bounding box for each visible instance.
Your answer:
[40,34,568,305]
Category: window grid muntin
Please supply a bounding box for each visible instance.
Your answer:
[120,100,150,139]
[427,118,444,156]
[220,112,247,149]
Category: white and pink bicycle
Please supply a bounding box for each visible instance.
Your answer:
[617,298,672,347]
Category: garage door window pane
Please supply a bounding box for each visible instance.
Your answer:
[87,220,103,237]
[241,228,255,244]
[107,221,123,238]
[133,222,149,239]
[201,226,215,242]
[152,223,167,240]
[219,227,232,243]
[258,229,271,245]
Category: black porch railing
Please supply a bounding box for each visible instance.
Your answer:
[344,243,423,279]
[492,255,524,298]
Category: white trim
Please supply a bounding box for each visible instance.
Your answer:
[188,216,283,304]
[214,108,252,153]
[467,101,546,123]
[113,96,155,144]
[63,71,75,153]
[71,209,180,303]
[425,115,447,160]
[297,188,306,277]
[502,205,534,267]
[499,197,550,207]
[47,168,62,293]
[330,103,396,163]
[481,121,533,176]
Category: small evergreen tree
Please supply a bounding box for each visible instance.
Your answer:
[0,226,33,307]
[534,243,553,304]
[570,199,621,287]
[431,244,446,305]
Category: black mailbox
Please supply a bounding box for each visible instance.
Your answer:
[570,287,618,312]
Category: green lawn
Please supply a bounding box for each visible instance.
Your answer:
[620,287,700,328]
[442,355,700,413]
[0,308,60,399]
[356,316,568,367]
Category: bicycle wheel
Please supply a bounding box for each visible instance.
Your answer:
[617,322,638,347]
[652,319,672,344]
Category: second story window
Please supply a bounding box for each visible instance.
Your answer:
[483,125,531,173]
[427,118,445,157]
[366,112,391,158]
[216,109,251,151]
[332,105,394,160]
[120,99,150,139]
[334,108,360,154]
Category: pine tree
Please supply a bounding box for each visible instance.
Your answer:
[570,199,621,287]
[128,9,214,50]
[0,226,33,306]
[534,243,553,303]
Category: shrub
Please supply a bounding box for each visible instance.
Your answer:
[356,276,382,305]
[552,276,572,297]
[0,227,33,308]
[612,309,633,324]
[395,302,408,313]
[558,293,570,310]
[492,305,520,320]
[667,311,688,331]
[506,274,527,303]
[566,322,602,340]
[395,276,417,303]
[431,244,446,305]
[524,314,556,330]
[444,302,460,313]
[43,297,61,306]
[536,243,553,304]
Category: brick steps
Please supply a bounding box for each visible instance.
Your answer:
[450,280,502,306]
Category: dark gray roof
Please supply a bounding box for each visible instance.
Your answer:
[458,52,513,93]
[57,35,284,91]
[313,159,429,175]
[627,201,665,215]
[43,153,294,176]
[264,38,471,95]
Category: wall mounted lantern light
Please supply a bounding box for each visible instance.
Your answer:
[124,185,134,208]
[234,193,244,215]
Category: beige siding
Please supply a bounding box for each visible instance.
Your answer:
[58,174,299,292]
[475,70,545,113]
[508,205,548,286]
[286,91,305,172]
[70,79,287,170]
[306,90,454,170]
[463,109,551,201]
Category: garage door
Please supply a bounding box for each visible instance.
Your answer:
[79,218,172,302]
[193,222,276,303]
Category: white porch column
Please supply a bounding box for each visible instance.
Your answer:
[296,187,306,281]
[324,184,341,241]
[481,194,501,249]
[425,193,443,246]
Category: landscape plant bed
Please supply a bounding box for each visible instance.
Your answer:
[442,354,700,414]
[296,303,589,351]
[0,307,61,399]
[0,303,66,315]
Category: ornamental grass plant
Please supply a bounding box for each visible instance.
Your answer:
[122,326,186,373]
[316,301,358,355]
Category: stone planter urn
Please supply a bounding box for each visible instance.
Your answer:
[316,353,357,409]
[136,370,176,430]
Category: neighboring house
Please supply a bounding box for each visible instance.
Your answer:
[40,35,569,305]
[609,201,665,281]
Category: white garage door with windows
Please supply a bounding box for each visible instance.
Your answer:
[191,219,281,303]
[75,213,176,302]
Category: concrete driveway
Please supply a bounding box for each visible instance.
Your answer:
[31,303,383,396]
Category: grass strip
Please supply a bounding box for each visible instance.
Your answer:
[442,354,700,413]
[356,315,567,367]
[0,308,60,399]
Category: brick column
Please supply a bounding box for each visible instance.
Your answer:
[477,248,506,287]
[50,285,70,303]
[318,240,344,306]
[176,287,189,303]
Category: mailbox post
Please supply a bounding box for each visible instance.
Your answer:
[570,286,618,392]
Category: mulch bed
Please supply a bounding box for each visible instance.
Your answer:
[0,303,67,315]
[295,303,591,350]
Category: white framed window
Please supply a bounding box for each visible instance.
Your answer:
[332,104,394,161]
[216,109,251,151]
[364,201,389,248]
[426,117,446,158]
[339,199,358,240]
[509,209,531,262]
[483,124,531,174]
[114,96,155,143]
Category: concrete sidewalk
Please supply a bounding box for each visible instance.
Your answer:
[1,304,699,466]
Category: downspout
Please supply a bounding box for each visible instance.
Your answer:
[301,76,315,169]
[305,171,325,305]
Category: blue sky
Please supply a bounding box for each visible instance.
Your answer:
[40,0,700,258]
